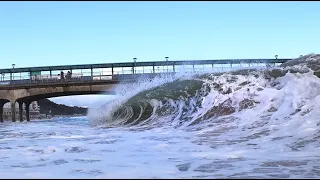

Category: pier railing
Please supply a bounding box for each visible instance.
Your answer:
[0,59,291,86]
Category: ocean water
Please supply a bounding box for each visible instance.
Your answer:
[1,117,319,179]
[1,55,320,178]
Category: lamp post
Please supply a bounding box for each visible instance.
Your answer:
[273,55,278,68]
[12,64,15,80]
[133,58,137,74]
[165,57,169,72]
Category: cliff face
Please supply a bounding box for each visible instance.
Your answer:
[37,99,87,116]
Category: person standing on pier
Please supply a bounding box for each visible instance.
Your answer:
[60,71,64,81]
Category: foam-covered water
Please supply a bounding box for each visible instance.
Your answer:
[1,117,319,178]
[1,54,320,178]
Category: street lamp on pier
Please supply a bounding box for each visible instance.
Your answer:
[133,58,137,74]
[12,64,15,80]
[165,57,169,72]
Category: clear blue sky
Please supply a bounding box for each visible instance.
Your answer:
[0,1,319,69]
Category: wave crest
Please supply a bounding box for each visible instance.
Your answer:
[88,54,320,138]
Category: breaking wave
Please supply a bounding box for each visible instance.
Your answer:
[88,54,320,144]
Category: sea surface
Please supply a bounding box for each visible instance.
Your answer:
[0,117,319,179]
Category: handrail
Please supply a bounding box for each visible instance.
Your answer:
[0,58,291,74]
[0,60,287,87]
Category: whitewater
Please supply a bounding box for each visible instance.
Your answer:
[1,54,320,178]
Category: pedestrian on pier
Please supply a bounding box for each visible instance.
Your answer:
[60,71,64,81]
[66,71,72,80]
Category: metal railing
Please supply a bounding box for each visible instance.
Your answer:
[0,61,284,87]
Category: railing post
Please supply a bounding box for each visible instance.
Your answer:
[80,69,83,81]
[91,67,93,80]
[111,64,114,80]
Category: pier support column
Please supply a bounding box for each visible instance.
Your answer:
[25,102,30,122]
[19,102,23,122]
[0,100,9,122]
[11,101,16,122]
[0,103,4,123]
[0,100,8,122]
[0,107,2,123]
